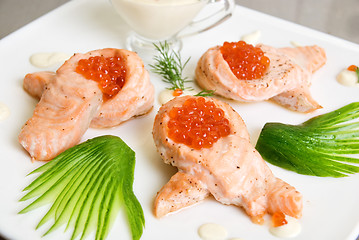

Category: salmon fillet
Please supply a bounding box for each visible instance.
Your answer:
[19,48,154,161]
[195,44,326,112]
[153,96,302,223]
[23,71,56,99]
[22,49,154,128]
[88,49,154,127]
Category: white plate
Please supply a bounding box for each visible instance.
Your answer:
[1,0,359,239]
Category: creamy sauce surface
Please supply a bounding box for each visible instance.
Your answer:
[290,41,302,47]
[30,52,71,68]
[158,89,196,104]
[0,102,10,122]
[198,223,228,240]
[241,30,261,45]
[269,215,301,238]
[337,69,359,87]
[111,0,207,39]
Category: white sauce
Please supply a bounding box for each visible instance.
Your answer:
[158,89,175,105]
[337,69,359,87]
[30,52,71,68]
[158,89,197,105]
[0,102,10,121]
[198,223,228,240]
[269,215,301,238]
[110,0,207,40]
[290,41,302,47]
[240,30,261,45]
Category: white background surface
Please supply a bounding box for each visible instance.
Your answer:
[0,0,359,240]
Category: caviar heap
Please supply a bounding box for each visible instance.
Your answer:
[347,64,358,72]
[167,97,231,150]
[220,41,270,80]
[272,212,288,227]
[76,55,126,100]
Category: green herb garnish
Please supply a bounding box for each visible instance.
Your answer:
[195,89,216,97]
[19,135,145,240]
[150,41,214,97]
[355,68,359,83]
[256,102,359,177]
[150,41,191,91]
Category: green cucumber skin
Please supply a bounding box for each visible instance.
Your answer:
[256,102,359,177]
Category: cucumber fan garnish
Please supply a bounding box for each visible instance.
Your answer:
[19,135,145,240]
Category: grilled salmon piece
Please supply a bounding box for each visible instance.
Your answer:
[195,43,326,113]
[90,49,154,128]
[153,96,302,223]
[23,71,56,99]
[279,45,326,73]
[19,48,154,161]
[19,51,102,161]
[154,171,210,217]
[22,49,154,128]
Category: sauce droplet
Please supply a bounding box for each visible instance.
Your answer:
[158,89,196,105]
[30,52,71,68]
[269,215,301,238]
[198,223,228,240]
[0,102,10,122]
[159,89,175,104]
[240,30,261,45]
[290,41,302,47]
[337,69,359,87]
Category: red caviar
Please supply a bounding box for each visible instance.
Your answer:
[76,55,126,100]
[347,65,358,72]
[172,88,183,97]
[167,97,231,150]
[272,212,288,227]
[220,41,270,80]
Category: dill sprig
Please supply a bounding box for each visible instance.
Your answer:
[150,41,215,97]
[150,41,192,91]
[195,89,216,97]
